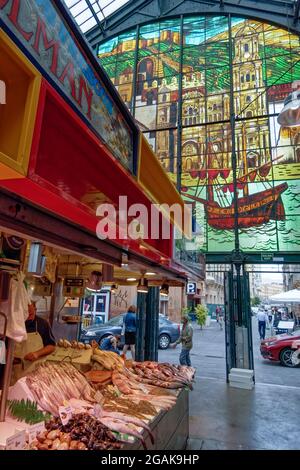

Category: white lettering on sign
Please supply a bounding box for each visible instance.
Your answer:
[0,80,6,104]
[186,282,196,295]
[6,430,26,450]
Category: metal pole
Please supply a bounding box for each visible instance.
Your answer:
[131,24,140,118]
[228,14,244,327]
[135,292,146,361]
[0,338,15,421]
[49,265,59,327]
[144,286,160,361]
[176,15,184,189]
[228,14,239,255]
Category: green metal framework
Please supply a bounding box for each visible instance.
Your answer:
[84,0,300,46]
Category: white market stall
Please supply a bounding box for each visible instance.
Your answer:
[269,289,300,303]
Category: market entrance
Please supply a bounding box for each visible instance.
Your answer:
[247,264,300,388]
[204,261,300,386]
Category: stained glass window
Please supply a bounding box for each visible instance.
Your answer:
[98,15,300,254]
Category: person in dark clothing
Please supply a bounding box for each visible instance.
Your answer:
[12,302,56,383]
[21,302,56,361]
[122,305,137,360]
[100,335,120,355]
[257,310,269,340]
[273,308,281,328]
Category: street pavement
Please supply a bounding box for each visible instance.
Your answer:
[159,318,300,449]
[158,317,300,387]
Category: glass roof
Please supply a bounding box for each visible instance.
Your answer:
[64,0,131,33]
[65,0,298,34]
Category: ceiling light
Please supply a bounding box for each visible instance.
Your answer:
[127,277,137,282]
[110,284,118,294]
[145,272,156,276]
[137,278,148,294]
[160,283,169,297]
[121,252,129,267]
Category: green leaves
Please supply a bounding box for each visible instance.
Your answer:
[7,399,51,425]
[195,304,208,327]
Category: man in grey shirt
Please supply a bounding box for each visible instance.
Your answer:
[171,314,193,366]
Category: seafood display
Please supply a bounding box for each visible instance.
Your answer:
[57,339,91,350]
[91,350,124,370]
[84,370,112,383]
[109,368,178,411]
[101,386,158,419]
[25,363,96,415]
[31,414,123,450]
[110,361,195,398]
[9,355,195,451]
[131,362,195,390]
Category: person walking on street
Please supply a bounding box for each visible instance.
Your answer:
[257,310,269,340]
[217,307,224,331]
[171,314,193,366]
[122,305,137,360]
[273,307,281,328]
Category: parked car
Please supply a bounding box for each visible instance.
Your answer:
[80,313,181,349]
[260,330,300,367]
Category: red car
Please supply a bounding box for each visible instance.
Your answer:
[260,331,300,368]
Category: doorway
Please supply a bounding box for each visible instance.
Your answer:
[248,264,300,387]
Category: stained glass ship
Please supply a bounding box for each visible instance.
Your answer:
[182,139,288,230]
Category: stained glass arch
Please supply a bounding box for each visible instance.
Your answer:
[96,14,300,255]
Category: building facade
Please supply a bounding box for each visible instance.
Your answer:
[260,282,283,301]
[283,265,300,291]
[205,265,224,316]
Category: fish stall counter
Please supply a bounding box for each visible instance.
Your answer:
[3,355,194,450]
[122,387,189,450]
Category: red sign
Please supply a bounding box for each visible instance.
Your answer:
[0,0,134,173]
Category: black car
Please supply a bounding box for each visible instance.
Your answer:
[80,313,180,349]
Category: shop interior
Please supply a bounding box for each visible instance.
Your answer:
[0,229,192,450]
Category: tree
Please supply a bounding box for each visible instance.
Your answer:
[181,307,191,317]
[195,304,208,330]
[251,296,261,307]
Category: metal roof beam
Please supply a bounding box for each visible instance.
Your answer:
[85,0,105,33]
[294,0,300,23]
[85,0,300,48]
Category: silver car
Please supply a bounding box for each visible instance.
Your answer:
[80,313,180,349]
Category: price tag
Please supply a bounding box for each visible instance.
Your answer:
[59,405,72,425]
[6,430,26,450]
[28,422,45,444]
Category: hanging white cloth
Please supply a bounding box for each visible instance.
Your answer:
[0,272,30,343]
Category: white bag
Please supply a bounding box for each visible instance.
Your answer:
[1,272,30,343]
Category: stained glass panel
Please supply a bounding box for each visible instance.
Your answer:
[98,14,300,254]
[205,41,229,68]
[182,46,206,71]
